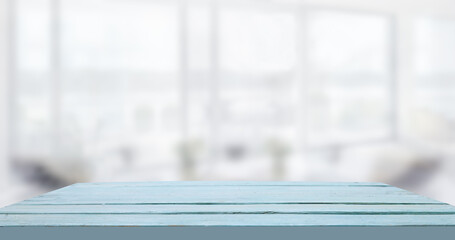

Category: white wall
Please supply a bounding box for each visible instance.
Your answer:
[0,0,10,195]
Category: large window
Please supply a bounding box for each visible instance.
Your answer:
[11,0,394,181]
[60,0,181,179]
[213,4,300,178]
[410,18,455,142]
[306,10,393,146]
[13,0,52,159]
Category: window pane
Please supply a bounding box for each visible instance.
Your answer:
[14,0,52,158]
[215,5,300,179]
[60,0,181,180]
[308,11,389,75]
[415,18,455,76]
[220,8,297,74]
[307,11,392,145]
[409,18,455,141]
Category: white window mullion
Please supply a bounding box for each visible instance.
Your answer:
[50,0,62,159]
[389,17,399,140]
[0,0,12,195]
[178,0,190,179]
[208,0,220,167]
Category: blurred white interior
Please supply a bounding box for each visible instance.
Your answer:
[1,0,455,207]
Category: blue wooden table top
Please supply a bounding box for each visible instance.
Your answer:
[1,181,455,227]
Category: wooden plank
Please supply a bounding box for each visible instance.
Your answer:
[68,181,390,187]
[1,204,455,215]
[1,182,454,227]
[18,185,440,205]
[43,186,409,197]
[1,213,455,226]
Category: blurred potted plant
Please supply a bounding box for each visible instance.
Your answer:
[265,138,291,180]
[176,139,204,180]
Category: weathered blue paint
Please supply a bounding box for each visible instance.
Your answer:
[0,182,454,227]
[16,185,439,205]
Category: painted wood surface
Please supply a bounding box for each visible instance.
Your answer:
[1,182,455,226]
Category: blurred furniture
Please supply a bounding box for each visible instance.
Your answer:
[370,144,441,188]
